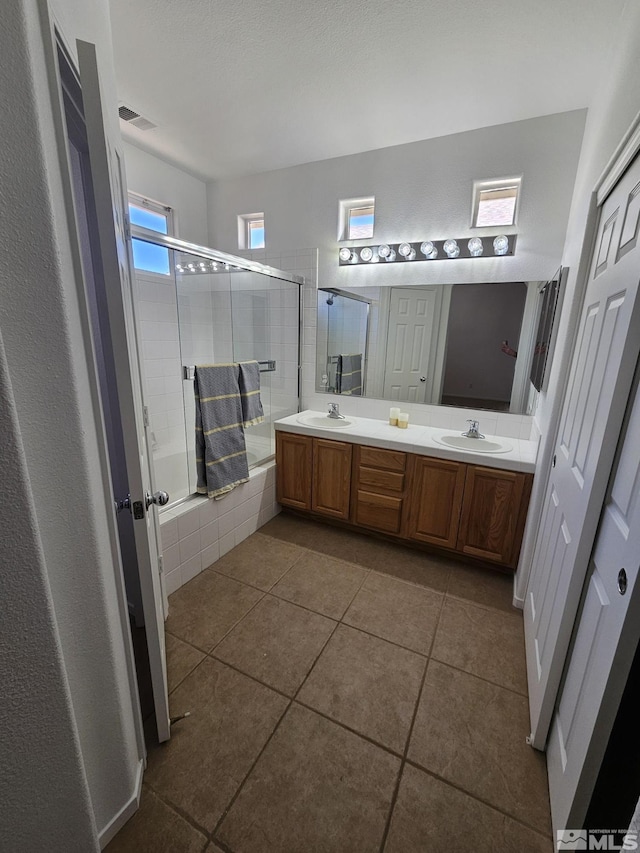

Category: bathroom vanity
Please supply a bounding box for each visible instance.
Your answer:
[275,412,536,570]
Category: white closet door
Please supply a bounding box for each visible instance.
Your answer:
[524,152,640,749]
[547,354,640,830]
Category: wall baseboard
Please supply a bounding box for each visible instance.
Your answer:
[98,758,144,849]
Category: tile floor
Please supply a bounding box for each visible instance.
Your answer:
[107,513,552,853]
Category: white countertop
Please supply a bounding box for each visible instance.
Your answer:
[275,411,538,473]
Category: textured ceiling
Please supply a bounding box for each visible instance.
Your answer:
[108,0,625,181]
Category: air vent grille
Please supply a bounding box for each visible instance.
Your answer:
[118,104,156,131]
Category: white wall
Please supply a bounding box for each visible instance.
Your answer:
[208,110,586,290]
[0,0,143,848]
[515,2,640,604]
[123,142,208,244]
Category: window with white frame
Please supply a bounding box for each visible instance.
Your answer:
[128,194,173,275]
[471,178,521,228]
[338,197,375,241]
[238,213,265,250]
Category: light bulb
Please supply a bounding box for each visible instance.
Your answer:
[420,241,434,257]
[377,244,391,258]
[493,235,509,255]
[385,249,397,262]
[443,239,460,259]
[406,248,416,260]
[360,246,374,262]
[176,264,183,271]
[468,237,484,257]
[188,263,195,269]
[398,242,412,257]
[370,251,380,263]
[339,247,352,262]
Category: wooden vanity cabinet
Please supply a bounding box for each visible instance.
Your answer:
[312,438,352,520]
[457,465,531,568]
[406,456,466,549]
[352,445,407,534]
[276,432,352,519]
[276,431,312,510]
[276,431,533,570]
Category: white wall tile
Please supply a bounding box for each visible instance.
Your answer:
[181,554,202,584]
[179,529,201,564]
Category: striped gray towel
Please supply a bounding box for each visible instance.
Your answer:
[337,353,362,396]
[238,360,265,427]
[194,364,249,499]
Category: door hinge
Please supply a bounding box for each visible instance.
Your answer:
[158,554,164,576]
[143,406,150,428]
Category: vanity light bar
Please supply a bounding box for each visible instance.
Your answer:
[338,235,517,266]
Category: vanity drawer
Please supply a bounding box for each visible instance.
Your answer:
[354,490,403,534]
[357,466,405,493]
[358,446,406,472]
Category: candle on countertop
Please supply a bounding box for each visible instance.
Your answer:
[397,412,409,429]
[389,407,400,425]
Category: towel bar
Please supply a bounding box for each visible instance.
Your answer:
[182,360,276,380]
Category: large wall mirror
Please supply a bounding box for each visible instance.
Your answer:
[316,272,564,415]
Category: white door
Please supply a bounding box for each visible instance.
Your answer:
[383,287,444,402]
[524,151,640,749]
[78,41,171,742]
[547,355,640,831]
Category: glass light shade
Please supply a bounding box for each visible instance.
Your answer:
[406,248,416,260]
[468,237,484,257]
[420,241,435,257]
[443,239,460,258]
[385,249,397,262]
[339,247,352,262]
[493,235,510,255]
[377,244,391,258]
[360,246,374,262]
[398,242,413,257]
[369,251,380,263]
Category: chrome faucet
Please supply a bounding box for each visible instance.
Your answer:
[462,419,484,439]
[328,402,345,419]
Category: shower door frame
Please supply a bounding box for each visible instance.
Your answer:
[130,226,304,506]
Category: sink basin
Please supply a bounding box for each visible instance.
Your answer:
[296,413,356,429]
[433,434,512,454]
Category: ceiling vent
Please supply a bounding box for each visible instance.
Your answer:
[118,104,156,131]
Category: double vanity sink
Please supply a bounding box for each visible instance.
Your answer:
[275,410,537,570]
[291,410,533,469]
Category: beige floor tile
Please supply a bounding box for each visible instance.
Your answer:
[165,632,206,694]
[447,561,516,613]
[213,532,305,590]
[262,512,453,592]
[431,598,527,694]
[408,661,551,836]
[105,786,207,853]
[297,624,426,753]
[166,570,263,652]
[270,550,367,619]
[145,657,288,832]
[217,704,400,853]
[212,595,336,695]
[385,765,552,853]
[343,571,443,654]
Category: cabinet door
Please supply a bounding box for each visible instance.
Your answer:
[276,432,312,510]
[407,456,466,549]
[312,439,352,519]
[457,465,528,567]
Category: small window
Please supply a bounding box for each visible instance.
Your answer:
[338,197,375,241]
[128,194,172,275]
[472,179,521,228]
[238,213,265,250]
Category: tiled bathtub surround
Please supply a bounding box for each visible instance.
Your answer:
[159,462,279,594]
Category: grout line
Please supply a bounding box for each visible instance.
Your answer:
[428,655,529,699]
[402,760,553,840]
[377,587,448,853]
[142,780,211,840]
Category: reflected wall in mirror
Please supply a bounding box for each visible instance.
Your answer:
[317,279,552,414]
